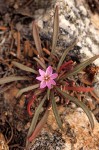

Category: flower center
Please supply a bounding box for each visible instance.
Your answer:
[44,75,50,81]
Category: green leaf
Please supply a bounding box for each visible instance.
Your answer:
[47,89,50,100]
[32,22,43,57]
[51,6,59,55]
[51,91,63,130]
[56,39,77,72]
[0,76,30,85]
[16,84,39,98]
[28,108,49,142]
[27,95,47,138]
[62,55,99,79]
[33,57,46,69]
[56,87,94,129]
[12,61,38,74]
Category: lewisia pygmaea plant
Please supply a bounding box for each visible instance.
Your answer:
[0,6,99,148]
[36,66,58,89]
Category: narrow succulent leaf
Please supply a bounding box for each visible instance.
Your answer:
[28,109,49,142]
[33,57,46,69]
[47,89,50,100]
[64,86,94,92]
[27,95,36,116]
[51,91,63,130]
[51,6,59,55]
[56,87,94,129]
[12,61,38,74]
[32,22,43,57]
[0,76,30,85]
[59,60,73,71]
[63,55,99,79]
[57,39,77,72]
[16,84,39,98]
[27,95,47,138]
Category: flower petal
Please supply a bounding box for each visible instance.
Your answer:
[50,79,56,85]
[36,76,43,81]
[46,81,52,89]
[40,80,46,89]
[51,73,58,79]
[46,66,52,75]
[39,69,45,76]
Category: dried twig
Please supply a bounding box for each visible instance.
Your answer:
[17,31,21,59]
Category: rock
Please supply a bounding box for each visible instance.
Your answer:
[79,5,87,16]
[37,0,99,65]
[30,106,99,150]
[63,108,99,150]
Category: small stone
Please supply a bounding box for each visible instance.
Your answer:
[84,18,90,27]
[77,42,82,47]
[16,23,23,31]
[79,5,87,16]
[14,3,19,9]
[71,103,76,108]
[86,37,92,45]
[60,15,70,29]
[36,20,43,29]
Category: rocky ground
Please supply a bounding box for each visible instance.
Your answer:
[0,0,99,150]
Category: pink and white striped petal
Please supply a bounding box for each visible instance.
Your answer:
[50,79,56,85]
[46,81,52,89]
[40,80,46,89]
[36,76,43,81]
[46,66,52,75]
[39,69,45,76]
[51,73,58,79]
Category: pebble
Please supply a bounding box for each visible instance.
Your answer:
[79,5,87,16]
[86,37,92,45]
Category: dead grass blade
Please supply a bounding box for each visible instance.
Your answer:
[16,84,39,98]
[90,91,99,102]
[0,26,7,31]
[0,76,30,85]
[17,31,21,59]
[32,22,43,57]
[0,84,14,94]
[24,40,33,57]
[43,48,50,55]
[12,61,38,74]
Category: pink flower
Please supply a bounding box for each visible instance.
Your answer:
[36,66,58,89]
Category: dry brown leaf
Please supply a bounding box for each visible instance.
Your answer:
[17,31,21,59]
[4,86,18,105]
[0,133,9,150]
